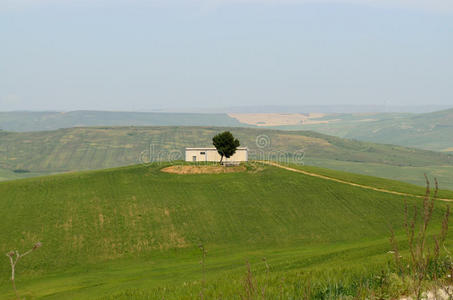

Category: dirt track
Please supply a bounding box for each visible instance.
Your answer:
[260,161,453,202]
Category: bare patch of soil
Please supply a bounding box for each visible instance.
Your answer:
[228,113,330,126]
[161,165,246,174]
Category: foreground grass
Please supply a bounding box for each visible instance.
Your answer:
[0,238,427,299]
[0,162,451,299]
[5,236,450,299]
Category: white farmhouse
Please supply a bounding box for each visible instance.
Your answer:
[185,147,248,163]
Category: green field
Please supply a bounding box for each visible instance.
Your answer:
[304,157,453,192]
[0,162,451,299]
[2,126,453,189]
[275,108,453,152]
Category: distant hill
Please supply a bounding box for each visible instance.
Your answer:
[270,108,453,152]
[1,126,453,188]
[3,109,453,153]
[0,111,245,132]
[221,105,451,114]
[0,162,450,298]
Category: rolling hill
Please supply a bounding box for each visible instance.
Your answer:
[3,108,453,153]
[1,126,453,189]
[272,108,453,152]
[0,111,245,132]
[0,162,451,299]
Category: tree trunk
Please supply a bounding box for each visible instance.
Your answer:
[220,155,224,165]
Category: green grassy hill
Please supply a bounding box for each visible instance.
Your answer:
[0,111,245,132]
[0,162,451,299]
[276,108,453,152]
[1,126,453,189]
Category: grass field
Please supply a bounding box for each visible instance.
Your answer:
[304,157,453,192]
[0,162,451,299]
[1,126,453,189]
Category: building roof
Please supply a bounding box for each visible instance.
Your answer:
[185,147,248,151]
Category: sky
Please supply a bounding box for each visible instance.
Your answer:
[1,0,452,111]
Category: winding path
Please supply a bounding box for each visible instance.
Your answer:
[260,161,453,202]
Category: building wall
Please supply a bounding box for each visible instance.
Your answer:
[185,148,248,162]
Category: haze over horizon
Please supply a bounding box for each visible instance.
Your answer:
[2,105,453,114]
[2,0,452,111]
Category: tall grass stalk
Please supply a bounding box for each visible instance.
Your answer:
[198,244,207,300]
[390,175,450,299]
[242,260,256,300]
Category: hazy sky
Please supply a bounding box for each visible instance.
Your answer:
[1,0,452,111]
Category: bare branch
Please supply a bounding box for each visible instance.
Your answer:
[5,242,42,300]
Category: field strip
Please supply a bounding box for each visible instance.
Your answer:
[259,161,453,202]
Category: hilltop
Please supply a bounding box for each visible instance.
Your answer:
[0,162,451,299]
[1,126,453,188]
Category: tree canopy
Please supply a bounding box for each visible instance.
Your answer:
[212,131,240,164]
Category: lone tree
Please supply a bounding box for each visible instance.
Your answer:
[212,131,240,164]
